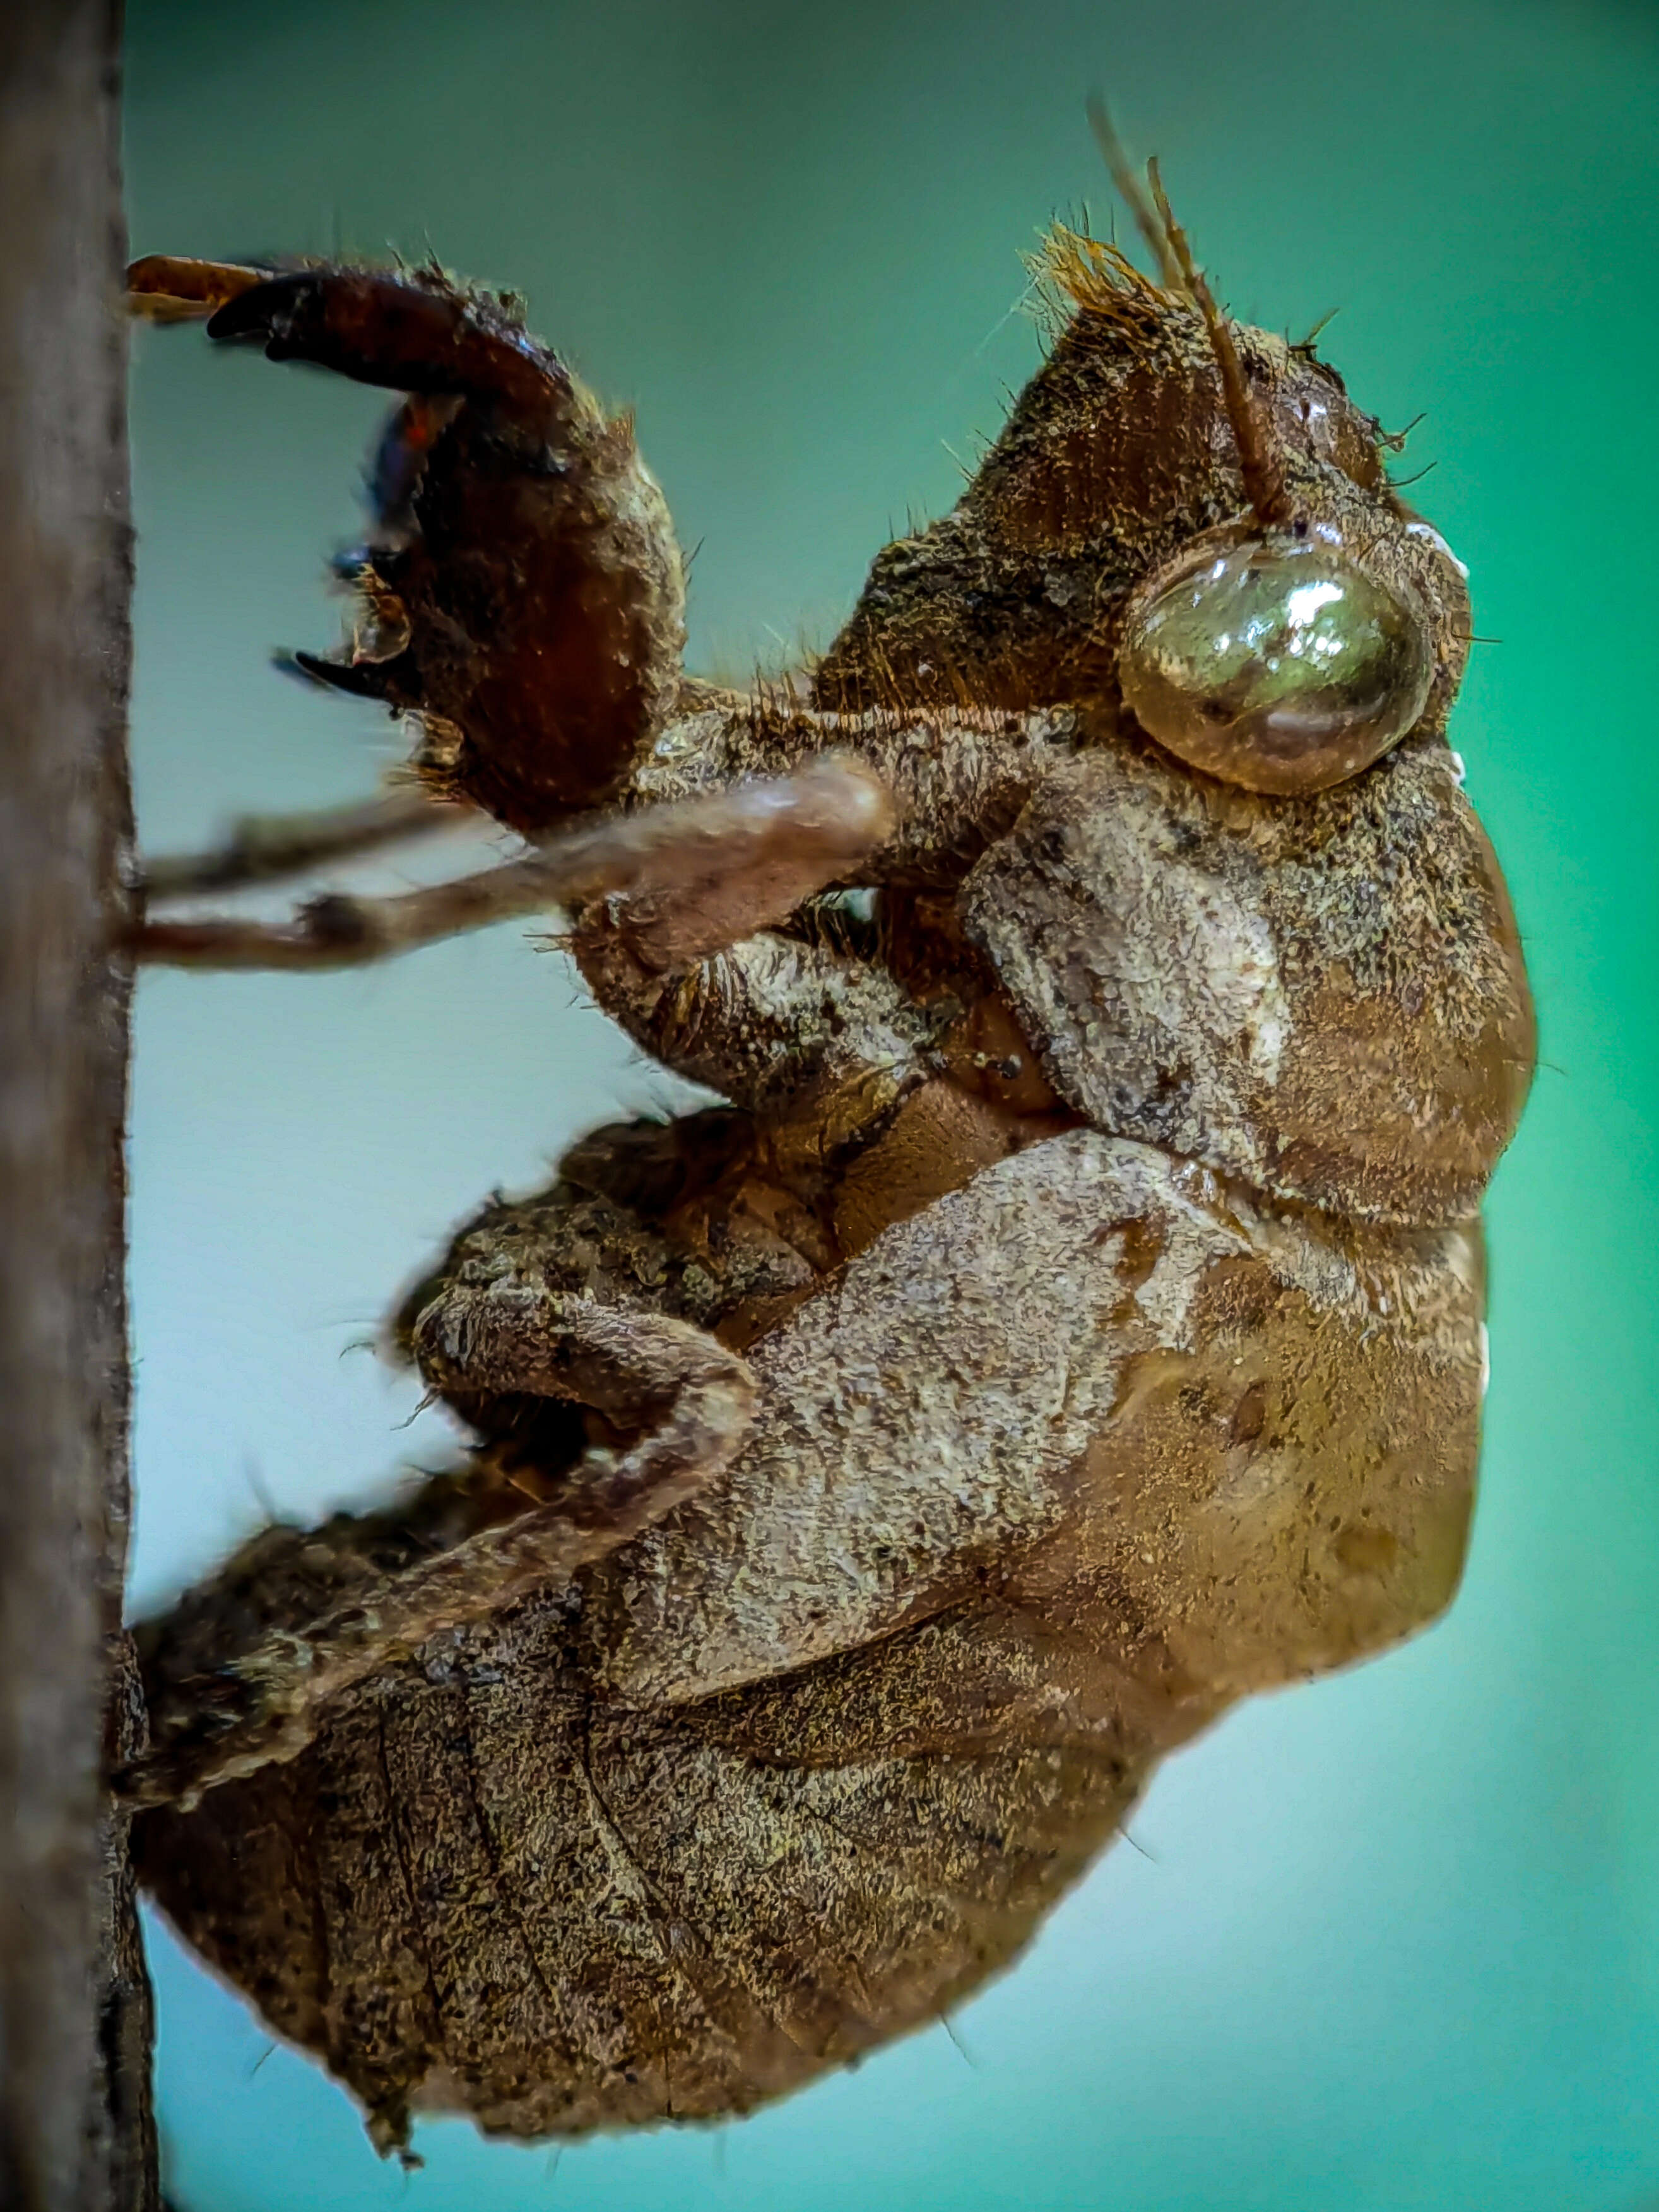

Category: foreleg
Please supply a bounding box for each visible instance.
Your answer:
[129,252,688,831]
[131,254,572,423]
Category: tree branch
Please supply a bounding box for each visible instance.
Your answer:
[0,1,156,2204]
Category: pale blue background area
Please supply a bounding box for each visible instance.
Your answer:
[125,1,1659,2205]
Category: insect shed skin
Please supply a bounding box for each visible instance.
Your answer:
[124,218,1533,2156]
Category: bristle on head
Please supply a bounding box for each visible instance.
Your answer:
[1027,224,1169,338]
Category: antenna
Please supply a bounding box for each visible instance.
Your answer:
[1086,97,1182,291]
[1143,155,1293,529]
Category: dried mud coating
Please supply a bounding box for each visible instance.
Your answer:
[129,227,1534,2154]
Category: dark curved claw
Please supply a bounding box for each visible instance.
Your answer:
[203,267,567,421]
[281,648,406,702]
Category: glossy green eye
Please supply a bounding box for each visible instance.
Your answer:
[1118,529,1434,795]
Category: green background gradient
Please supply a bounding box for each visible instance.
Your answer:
[124,2,1659,2205]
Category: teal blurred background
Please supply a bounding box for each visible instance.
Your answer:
[124,1,1659,2206]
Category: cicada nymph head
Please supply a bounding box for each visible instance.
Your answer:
[817,141,1530,1230]
[815,153,1469,805]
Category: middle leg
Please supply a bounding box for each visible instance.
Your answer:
[131,757,891,969]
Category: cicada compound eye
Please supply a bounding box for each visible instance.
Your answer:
[1117,526,1434,796]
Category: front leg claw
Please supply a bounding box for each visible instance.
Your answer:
[127,247,686,833]
[198,264,568,416]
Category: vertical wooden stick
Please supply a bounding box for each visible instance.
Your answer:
[0,1,156,2204]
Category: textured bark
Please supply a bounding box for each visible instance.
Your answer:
[0,2,155,2206]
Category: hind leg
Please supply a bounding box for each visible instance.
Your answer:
[123,1289,755,1813]
[119,1104,829,1814]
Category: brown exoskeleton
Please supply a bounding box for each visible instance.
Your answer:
[121,158,1533,2162]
